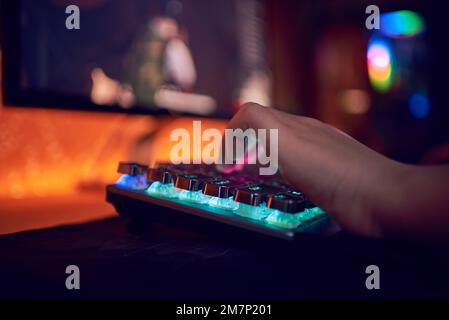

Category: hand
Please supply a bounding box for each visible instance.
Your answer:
[225,103,449,239]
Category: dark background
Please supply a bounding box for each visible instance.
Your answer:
[1,0,449,300]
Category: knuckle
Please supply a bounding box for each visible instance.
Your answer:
[299,116,322,127]
[239,102,265,116]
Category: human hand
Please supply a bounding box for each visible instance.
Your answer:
[224,103,414,238]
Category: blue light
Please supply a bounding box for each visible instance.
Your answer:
[380,10,424,38]
[409,93,431,119]
[116,174,148,190]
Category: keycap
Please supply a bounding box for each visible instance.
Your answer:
[304,199,317,209]
[156,163,190,175]
[203,179,248,198]
[267,191,306,213]
[175,174,214,191]
[116,162,149,190]
[233,184,283,206]
[148,168,174,184]
[117,162,148,176]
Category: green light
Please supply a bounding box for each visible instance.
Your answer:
[265,207,326,229]
[178,190,211,204]
[381,10,424,38]
[305,206,326,217]
[208,196,239,211]
[235,203,270,220]
[212,180,230,185]
[146,182,179,198]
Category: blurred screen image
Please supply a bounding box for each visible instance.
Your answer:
[19,0,271,116]
[2,0,448,164]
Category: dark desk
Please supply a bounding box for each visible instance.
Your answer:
[1,216,448,300]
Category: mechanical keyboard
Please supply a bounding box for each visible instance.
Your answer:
[106,162,340,241]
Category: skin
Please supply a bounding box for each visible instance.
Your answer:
[224,103,449,240]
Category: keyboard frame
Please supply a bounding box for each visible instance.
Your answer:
[106,184,341,242]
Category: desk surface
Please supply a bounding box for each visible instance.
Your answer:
[1,214,449,299]
[0,192,117,235]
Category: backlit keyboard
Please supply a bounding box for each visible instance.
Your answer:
[106,162,340,241]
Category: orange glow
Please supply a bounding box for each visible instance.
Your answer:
[0,8,225,202]
[149,117,227,166]
[0,105,226,199]
[338,89,371,115]
[0,108,144,198]
[368,63,392,82]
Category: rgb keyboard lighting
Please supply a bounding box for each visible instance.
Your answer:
[116,174,148,190]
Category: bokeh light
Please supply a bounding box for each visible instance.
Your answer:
[367,40,393,92]
[381,10,424,38]
[409,92,431,119]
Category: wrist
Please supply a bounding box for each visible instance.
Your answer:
[364,160,412,237]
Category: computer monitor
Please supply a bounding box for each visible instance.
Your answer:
[1,0,272,117]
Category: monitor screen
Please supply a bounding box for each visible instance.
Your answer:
[2,0,272,117]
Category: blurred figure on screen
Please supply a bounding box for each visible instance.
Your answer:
[126,15,197,106]
[91,15,197,109]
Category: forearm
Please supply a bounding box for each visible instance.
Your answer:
[312,151,449,239]
[369,163,449,239]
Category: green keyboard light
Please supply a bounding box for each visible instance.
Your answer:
[208,196,239,211]
[147,181,179,198]
[178,190,211,204]
[265,207,326,229]
[235,203,271,221]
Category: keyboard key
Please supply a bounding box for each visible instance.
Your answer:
[116,162,148,190]
[267,191,306,213]
[233,184,282,206]
[175,174,216,204]
[148,168,174,184]
[203,179,248,198]
[304,199,317,209]
[117,162,148,176]
[233,184,283,220]
[157,163,190,176]
[175,174,214,191]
